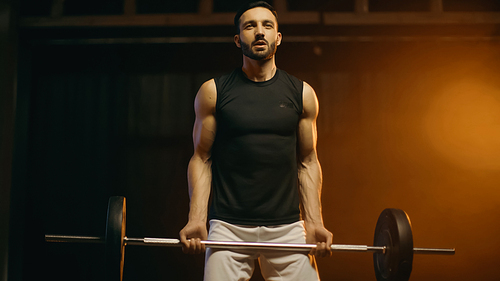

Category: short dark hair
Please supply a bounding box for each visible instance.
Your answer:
[234,1,278,33]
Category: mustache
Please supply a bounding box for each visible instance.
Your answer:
[252,36,269,46]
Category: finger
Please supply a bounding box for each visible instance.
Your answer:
[190,238,197,254]
[179,232,189,254]
[321,242,330,258]
[316,242,323,257]
[327,234,333,257]
[326,232,333,246]
[316,242,328,258]
[195,238,206,254]
[192,238,199,254]
[200,239,206,253]
[194,238,203,254]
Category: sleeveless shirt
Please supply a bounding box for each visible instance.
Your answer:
[209,68,303,226]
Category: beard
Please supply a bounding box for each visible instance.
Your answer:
[240,38,277,61]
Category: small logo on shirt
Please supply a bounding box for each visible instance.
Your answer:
[279,101,294,109]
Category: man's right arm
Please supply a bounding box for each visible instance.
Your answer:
[179,79,217,254]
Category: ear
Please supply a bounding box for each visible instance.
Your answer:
[234,35,241,48]
[276,32,282,46]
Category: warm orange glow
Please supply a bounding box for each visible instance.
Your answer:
[423,78,500,169]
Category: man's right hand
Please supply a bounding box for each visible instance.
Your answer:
[179,220,208,254]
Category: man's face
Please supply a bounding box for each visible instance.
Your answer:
[235,7,282,61]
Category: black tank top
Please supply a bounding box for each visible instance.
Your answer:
[209,68,303,226]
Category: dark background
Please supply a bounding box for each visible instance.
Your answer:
[2,0,500,280]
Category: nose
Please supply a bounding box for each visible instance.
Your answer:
[255,23,265,37]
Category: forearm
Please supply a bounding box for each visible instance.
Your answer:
[187,155,212,223]
[298,155,324,225]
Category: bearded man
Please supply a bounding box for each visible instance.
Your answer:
[179,2,333,280]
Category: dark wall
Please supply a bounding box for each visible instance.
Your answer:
[14,34,500,281]
[1,0,18,280]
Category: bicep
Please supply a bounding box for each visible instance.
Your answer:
[297,82,319,162]
[192,80,217,160]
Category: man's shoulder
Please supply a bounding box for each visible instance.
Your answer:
[277,69,304,92]
[277,68,299,79]
[213,68,242,93]
[197,78,216,93]
[215,68,240,82]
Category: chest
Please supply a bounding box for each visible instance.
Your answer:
[217,83,301,136]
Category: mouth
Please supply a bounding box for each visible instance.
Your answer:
[253,40,268,47]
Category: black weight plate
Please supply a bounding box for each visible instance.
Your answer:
[105,196,126,281]
[373,208,413,281]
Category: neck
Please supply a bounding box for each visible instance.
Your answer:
[241,56,277,82]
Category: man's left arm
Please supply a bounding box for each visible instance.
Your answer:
[297,81,333,258]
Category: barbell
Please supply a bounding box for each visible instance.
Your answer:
[45,196,455,281]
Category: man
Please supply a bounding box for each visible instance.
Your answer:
[179,1,332,280]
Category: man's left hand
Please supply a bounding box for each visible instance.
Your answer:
[305,222,333,258]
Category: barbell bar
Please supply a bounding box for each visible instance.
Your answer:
[45,235,455,255]
[45,196,455,281]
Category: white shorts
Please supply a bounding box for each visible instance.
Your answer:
[204,220,320,281]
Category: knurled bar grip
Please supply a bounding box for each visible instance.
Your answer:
[45,235,455,255]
